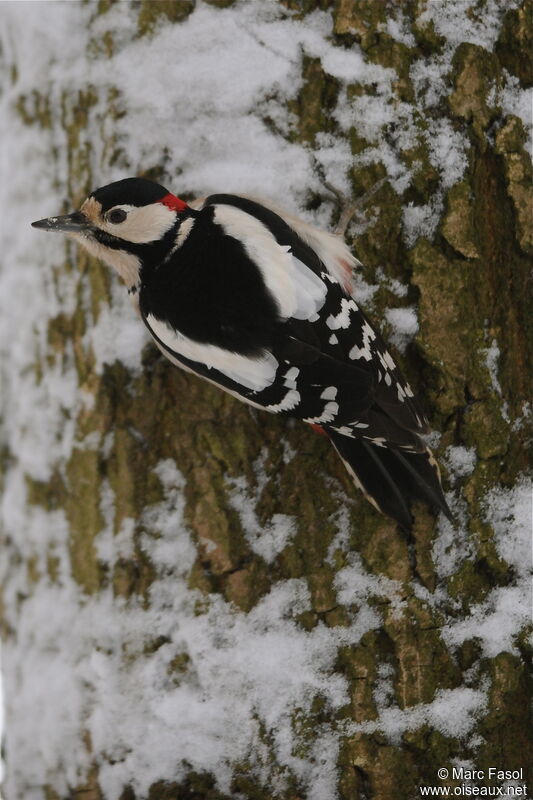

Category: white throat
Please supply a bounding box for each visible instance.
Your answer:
[70,232,141,290]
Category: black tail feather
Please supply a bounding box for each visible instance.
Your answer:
[391,449,452,521]
[326,430,451,530]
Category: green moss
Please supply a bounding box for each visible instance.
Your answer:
[203,0,237,6]
[44,787,62,800]
[337,632,382,722]
[281,0,334,16]
[386,598,461,708]
[64,448,104,594]
[8,3,533,797]
[307,566,337,613]
[148,774,230,800]
[15,90,52,128]
[447,559,496,605]
[410,240,474,415]
[448,43,501,142]
[137,0,195,36]
[333,0,387,44]
[67,764,103,800]
[26,471,67,512]
[461,396,510,459]
[59,86,99,203]
[97,0,117,13]
[477,653,533,787]
[441,180,480,259]
[495,117,533,254]
[495,1,533,87]
[343,737,420,800]
[399,130,440,199]
[411,505,439,592]
[166,651,190,679]
[412,15,446,53]
[289,56,340,144]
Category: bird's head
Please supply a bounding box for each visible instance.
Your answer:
[32,177,190,288]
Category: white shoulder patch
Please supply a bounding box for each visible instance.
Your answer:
[212,205,327,321]
[222,196,360,294]
[145,313,278,392]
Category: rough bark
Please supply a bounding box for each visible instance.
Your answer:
[0,1,532,799]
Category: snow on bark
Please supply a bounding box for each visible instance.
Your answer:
[0,1,531,798]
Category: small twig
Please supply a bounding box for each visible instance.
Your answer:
[324,177,387,236]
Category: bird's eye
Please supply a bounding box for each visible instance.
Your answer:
[107,209,127,224]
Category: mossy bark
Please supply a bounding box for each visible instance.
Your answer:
[1,2,532,799]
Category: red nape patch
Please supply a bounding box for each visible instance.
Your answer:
[310,423,328,438]
[160,193,188,212]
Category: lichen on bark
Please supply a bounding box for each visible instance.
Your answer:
[1,1,532,799]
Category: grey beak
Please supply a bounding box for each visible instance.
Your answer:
[31,211,92,233]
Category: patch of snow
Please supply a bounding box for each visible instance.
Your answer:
[442,479,533,658]
[335,553,407,620]
[417,0,518,51]
[402,195,445,248]
[427,118,470,190]
[385,10,416,48]
[498,72,533,157]
[384,306,419,353]
[2,469,380,799]
[226,474,296,564]
[0,1,529,797]
[482,338,503,395]
[348,686,488,744]
[444,446,477,480]
[432,496,474,580]
[84,289,148,374]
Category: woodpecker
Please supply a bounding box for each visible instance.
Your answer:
[32,177,451,530]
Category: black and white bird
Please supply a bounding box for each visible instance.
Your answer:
[32,177,450,530]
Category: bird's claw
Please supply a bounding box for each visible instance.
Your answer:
[322,177,387,237]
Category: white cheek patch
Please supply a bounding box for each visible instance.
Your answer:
[103,203,176,244]
[145,313,278,392]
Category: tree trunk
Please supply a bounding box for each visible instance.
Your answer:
[0,1,531,799]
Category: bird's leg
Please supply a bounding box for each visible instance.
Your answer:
[323,177,387,237]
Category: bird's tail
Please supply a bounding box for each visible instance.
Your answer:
[325,428,451,530]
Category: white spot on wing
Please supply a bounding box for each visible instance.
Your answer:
[333,426,354,436]
[349,321,376,362]
[283,366,300,388]
[266,389,301,413]
[326,298,356,330]
[145,314,278,392]
[320,386,337,400]
[305,401,339,424]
